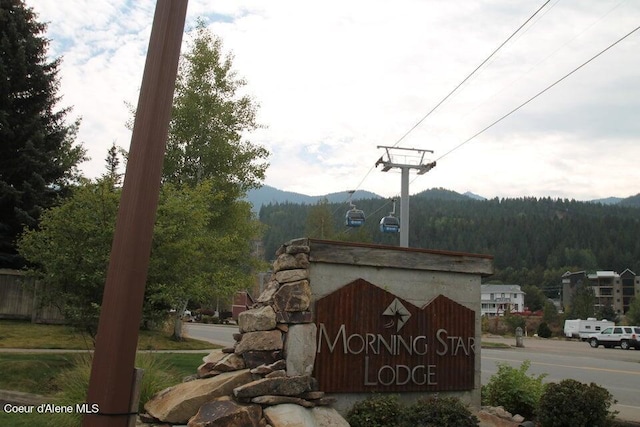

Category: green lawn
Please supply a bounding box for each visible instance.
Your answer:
[0,319,215,350]
[0,319,217,426]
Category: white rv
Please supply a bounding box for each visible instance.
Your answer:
[564,318,615,340]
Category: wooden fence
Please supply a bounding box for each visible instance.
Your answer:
[0,269,64,323]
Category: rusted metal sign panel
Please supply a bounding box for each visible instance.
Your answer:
[314,278,475,392]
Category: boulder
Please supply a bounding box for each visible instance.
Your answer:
[285,324,317,376]
[273,253,309,272]
[275,311,313,324]
[239,305,277,333]
[264,403,315,427]
[212,353,246,372]
[311,407,350,427]
[242,350,283,369]
[233,376,311,399]
[235,330,283,355]
[187,396,262,427]
[256,280,280,304]
[274,269,309,284]
[251,395,314,408]
[144,369,253,424]
[273,280,311,312]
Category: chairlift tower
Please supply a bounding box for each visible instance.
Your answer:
[375,146,436,247]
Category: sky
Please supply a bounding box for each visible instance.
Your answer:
[25,0,640,201]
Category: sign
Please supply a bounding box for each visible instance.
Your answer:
[314,279,475,392]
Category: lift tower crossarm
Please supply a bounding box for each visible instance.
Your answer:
[374,146,436,248]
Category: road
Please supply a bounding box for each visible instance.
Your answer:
[184,325,640,422]
[482,336,640,423]
[184,322,237,348]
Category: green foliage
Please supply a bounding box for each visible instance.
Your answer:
[537,321,552,338]
[626,297,640,325]
[18,181,119,337]
[402,396,479,427]
[305,198,337,239]
[482,360,546,420]
[542,300,559,325]
[18,178,265,337]
[0,0,87,268]
[537,379,617,427]
[346,395,403,427]
[45,353,177,427]
[346,394,479,427]
[522,284,547,311]
[165,19,268,196]
[568,282,596,320]
[598,304,619,324]
[504,314,526,333]
[258,195,640,280]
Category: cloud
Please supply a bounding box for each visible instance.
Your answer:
[25,0,640,200]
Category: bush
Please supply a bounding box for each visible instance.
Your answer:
[347,394,402,427]
[482,360,546,420]
[44,353,178,427]
[504,314,526,332]
[537,321,552,338]
[537,379,617,427]
[402,395,479,427]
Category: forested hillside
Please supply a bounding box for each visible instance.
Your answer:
[258,189,640,294]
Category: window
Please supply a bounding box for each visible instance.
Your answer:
[585,325,591,330]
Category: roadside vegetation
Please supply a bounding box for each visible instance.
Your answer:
[0,319,214,350]
[0,320,213,427]
[346,361,628,427]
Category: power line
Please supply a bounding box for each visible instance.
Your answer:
[391,0,552,148]
[349,1,552,194]
[434,24,640,164]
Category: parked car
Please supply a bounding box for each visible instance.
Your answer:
[629,326,640,349]
[587,326,638,350]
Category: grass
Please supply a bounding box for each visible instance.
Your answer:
[0,319,219,426]
[0,319,216,350]
[0,352,209,427]
[481,341,512,349]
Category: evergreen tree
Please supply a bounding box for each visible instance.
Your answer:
[0,0,86,267]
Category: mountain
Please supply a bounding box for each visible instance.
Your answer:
[413,187,475,201]
[463,191,487,201]
[619,194,640,208]
[590,197,623,205]
[246,185,381,212]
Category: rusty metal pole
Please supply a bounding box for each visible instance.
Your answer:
[83,1,188,426]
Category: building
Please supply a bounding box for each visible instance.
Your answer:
[562,270,640,315]
[480,284,525,316]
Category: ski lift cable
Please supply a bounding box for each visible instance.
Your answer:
[390,0,552,149]
[347,0,552,196]
[410,23,640,187]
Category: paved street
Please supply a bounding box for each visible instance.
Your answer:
[184,326,640,422]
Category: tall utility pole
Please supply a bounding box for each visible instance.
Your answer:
[375,146,436,248]
[83,1,188,426]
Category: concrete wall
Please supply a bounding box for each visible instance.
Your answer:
[304,239,493,413]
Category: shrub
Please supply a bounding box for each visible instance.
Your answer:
[504,314,526,332]
[45,353,178,426]
[537,379,617,427]
[537,321,552,338]
[346,395,403,427]
[482,360,546,420]
[402,395,479,427]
